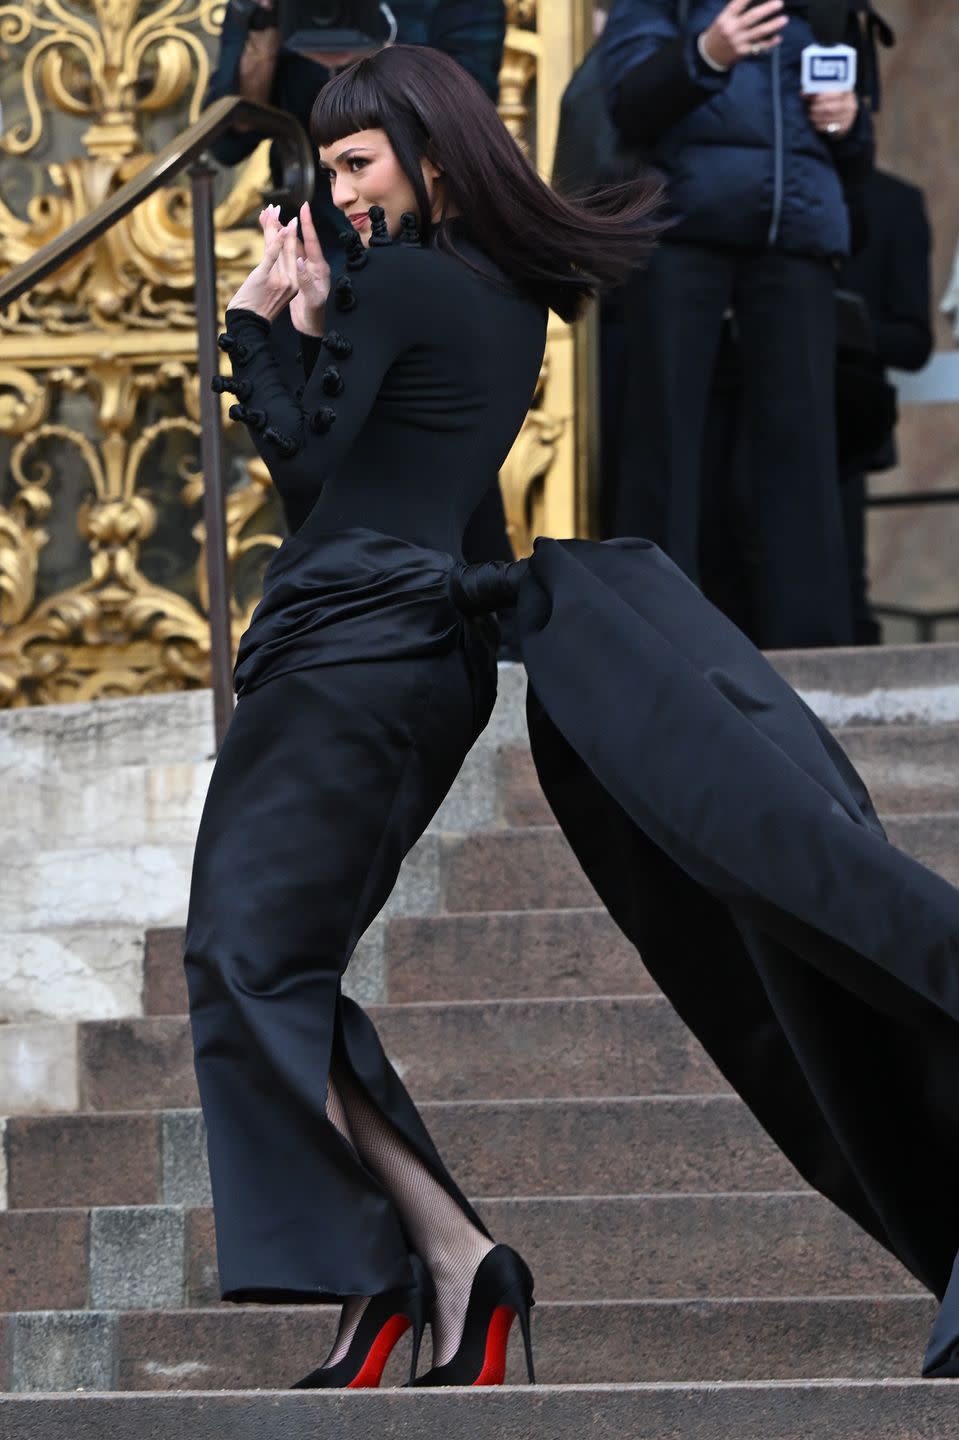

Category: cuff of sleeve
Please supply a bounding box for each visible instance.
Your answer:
[696,30,730,74]
[685,30,730,91]
[225,307,271,335]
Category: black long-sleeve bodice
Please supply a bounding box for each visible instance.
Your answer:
[220,230,547,555]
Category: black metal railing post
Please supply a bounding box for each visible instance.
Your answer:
[190,155,235,751]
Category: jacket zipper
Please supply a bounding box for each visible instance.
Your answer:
[768,43,784,246]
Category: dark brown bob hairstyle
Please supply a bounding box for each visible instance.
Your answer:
[311,45,662,323]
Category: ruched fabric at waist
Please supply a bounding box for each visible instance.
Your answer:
[233,527,518,696]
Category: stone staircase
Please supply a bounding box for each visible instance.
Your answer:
[3,648,959,1435]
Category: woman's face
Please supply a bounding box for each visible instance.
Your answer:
[319,128,442,246]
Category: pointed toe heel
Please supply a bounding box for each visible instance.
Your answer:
[410,1244,535,1387]
[292,1254,433,1389]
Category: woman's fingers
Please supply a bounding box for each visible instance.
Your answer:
[259,203,284,250]
[258,206,284,275]
[709,0,786,63]
[272,219,299,288]
[805,89,857,135]
[300,202,329,271]
[257,229,285,273]
[808,90,855,115]
[745,13,788,37]
[737,0,784,22]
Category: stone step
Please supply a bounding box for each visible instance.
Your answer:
[2,1095,801,1211]
[0,1194,920,1314]
[0,667,525,779]
[33,995,721,1116]
[818,724,959,814]
[0,1296,936,1392]
[0,737,515,858]
[1,645,957,781]
[442,815,959,912]
[142,909,648,1015]
[8,714,959,864]
[0,835,441,971]
[772,641,959,726]
[499,726,959,827]
[1,994,719,1117]
[5,1382,959,1440]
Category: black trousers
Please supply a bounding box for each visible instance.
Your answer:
[185,638,496,1302]
[614,243,852,649]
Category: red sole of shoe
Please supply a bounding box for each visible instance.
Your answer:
[473,1305,516,1386]
[347,1314,412,1388]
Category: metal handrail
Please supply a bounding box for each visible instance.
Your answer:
[864,352,959,642]
[0,96,314,308]
[0,95,316,747]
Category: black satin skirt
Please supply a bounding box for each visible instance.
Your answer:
[184,529,498,1302]
[185,525,959,1374]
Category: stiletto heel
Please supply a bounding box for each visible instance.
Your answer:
[407,1272,430,1385]
[517,1288,536,1384]
[292,1254,434,1389]
[409,1244,535,1387]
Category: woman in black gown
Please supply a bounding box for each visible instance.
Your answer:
[186,42,659,1389]
[187,42,959,1389]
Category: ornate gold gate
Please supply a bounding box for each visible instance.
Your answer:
[0,0,593,709]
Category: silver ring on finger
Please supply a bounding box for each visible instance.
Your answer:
[750,43,763,55]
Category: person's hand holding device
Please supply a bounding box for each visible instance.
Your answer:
[699,0,789,69]
[801,38,859,139]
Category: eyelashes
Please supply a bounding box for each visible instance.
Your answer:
[322,157,370,183]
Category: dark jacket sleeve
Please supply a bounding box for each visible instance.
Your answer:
[429,0,507,102]
[601,0,730,146]
[877,184,933,372]
[612,36,731,145]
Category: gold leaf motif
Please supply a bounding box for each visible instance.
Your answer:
[0,0,582,707]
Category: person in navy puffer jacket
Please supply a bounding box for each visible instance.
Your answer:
[602,0,873,648]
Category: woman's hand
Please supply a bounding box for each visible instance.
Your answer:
[290,202,330,337]
[700,0,788,69]
[226,207,299,322]
[257,202,330,336]
[804,89,859,140]
[225,203,330,332]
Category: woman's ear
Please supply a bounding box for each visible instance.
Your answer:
[422,141,444,185]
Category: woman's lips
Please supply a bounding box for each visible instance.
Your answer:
[348,212,370,228]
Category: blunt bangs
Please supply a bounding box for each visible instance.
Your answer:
[310,62,385,149]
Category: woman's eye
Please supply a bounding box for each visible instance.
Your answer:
[349,157,368,172]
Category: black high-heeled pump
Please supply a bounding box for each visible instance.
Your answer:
[409,1244,535,1387]
[291,1254,433,1389]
